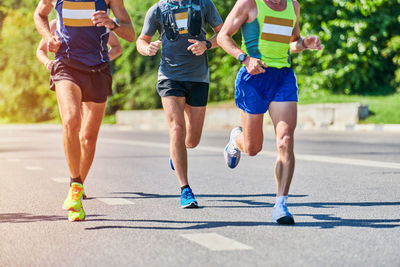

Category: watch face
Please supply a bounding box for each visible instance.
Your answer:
[239,54,246,63]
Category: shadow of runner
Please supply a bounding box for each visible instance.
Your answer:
[0,213,104,223]
[84,215,400,231]
[0,213,65,223]
[82,200,400,231]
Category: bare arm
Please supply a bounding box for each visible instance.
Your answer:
[217,0,266,75]
[93,0,135,42]
[107,32,122,60]
[34,0,61,52]
[36,20,57,71]
[136,34,161,56]
[187,22,223,56]
[289,1,322,53]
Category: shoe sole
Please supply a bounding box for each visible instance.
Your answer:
[224,143,239,169]
[181,202,199,209]
[274,216,295,225]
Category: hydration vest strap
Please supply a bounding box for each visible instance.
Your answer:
[158,0,202,40]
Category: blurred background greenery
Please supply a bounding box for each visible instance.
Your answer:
[0,0,399,123]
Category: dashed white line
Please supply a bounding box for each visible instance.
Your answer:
[181,233,253,251]
[97,198,134,205]
[7,159,20,162]
[24,166,44,171]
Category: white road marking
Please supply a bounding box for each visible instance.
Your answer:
[51,177,69,183]
[181,233,253,251]
[7,158,20,162]
[101,138,400,170]
[97,198,134,205]
[24,166,44,171]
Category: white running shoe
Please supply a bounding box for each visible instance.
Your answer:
[272,203,295,225]
[224,127,242,169]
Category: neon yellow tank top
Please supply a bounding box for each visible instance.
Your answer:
[241,0,296,68]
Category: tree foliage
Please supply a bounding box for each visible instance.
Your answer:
[0,0,399,122]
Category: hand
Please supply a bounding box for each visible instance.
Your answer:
[45,60,55,72]
[303,35,322,50]
[47,35,61,53]
[243,56,267,75]
[146,40,162,56]
[91,11,115,29]
[187,39,207,56]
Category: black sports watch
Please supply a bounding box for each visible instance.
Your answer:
[110,18,120,31]
[205,40,212,50]
[238,53,247,64]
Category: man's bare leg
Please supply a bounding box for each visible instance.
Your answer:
[162,96,188,187]
[184,104,206,149]
[55,80,82,179]
[268,101,297,197]
[79,101,107,184]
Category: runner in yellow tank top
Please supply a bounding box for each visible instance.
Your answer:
[217,0,322,225]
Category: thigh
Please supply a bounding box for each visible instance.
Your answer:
[184,104,206,140]
[268,101,297,138]
[55,80,82,122]
[161,96,187,128]
[241,110,264,147]
[80,101,107,139]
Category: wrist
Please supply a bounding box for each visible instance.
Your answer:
[110,18,120,31]
[238,53,247,64]
[301,38,308,49]
[205,40,212,50]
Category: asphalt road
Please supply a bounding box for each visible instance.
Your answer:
[0,125,399,266]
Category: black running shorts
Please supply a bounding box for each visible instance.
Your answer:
[156,79,209,107]
[50,60,112,103]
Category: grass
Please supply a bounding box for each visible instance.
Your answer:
[299,92,400,124]
[209,92,400,124]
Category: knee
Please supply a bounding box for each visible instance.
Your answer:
[245,143,262,156]
[63,114,81,135]
[277,135,293,156]
[185,135,200,149]
[170,122,186,139]
[79,133,98,151]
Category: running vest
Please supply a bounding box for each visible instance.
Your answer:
[55,0,110,66]
[158,0,202,41]
[241,0,296,68]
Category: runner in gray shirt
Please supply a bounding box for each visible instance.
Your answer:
[137,0,223,208]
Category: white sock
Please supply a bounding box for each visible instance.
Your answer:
[275,195,288,206]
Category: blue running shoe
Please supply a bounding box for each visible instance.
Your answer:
[169,157,175,171]
[180,187,199,208]
[224,127,242,169]
[272,203,295,225]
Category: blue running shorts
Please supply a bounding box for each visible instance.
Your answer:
[235,66,298,114]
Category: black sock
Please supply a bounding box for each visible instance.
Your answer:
[181,185,190,192]
[70,176,82,186]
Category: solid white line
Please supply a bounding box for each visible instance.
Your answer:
[51,177,69,183]
[101,138,400,170]
[181,233,253,251]
[24,166,44,171]
[97,198,134,205]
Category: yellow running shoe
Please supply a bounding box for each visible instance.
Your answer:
[63,183,84,212]
[68,208,86,222]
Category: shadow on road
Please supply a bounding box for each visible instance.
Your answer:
[0,213,65,223]
[84,215,400,231]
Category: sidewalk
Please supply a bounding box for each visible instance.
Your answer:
[115,103,400,132]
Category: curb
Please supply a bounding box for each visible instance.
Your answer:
[116,108,400,133]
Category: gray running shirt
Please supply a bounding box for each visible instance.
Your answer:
[141,0,223,83]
